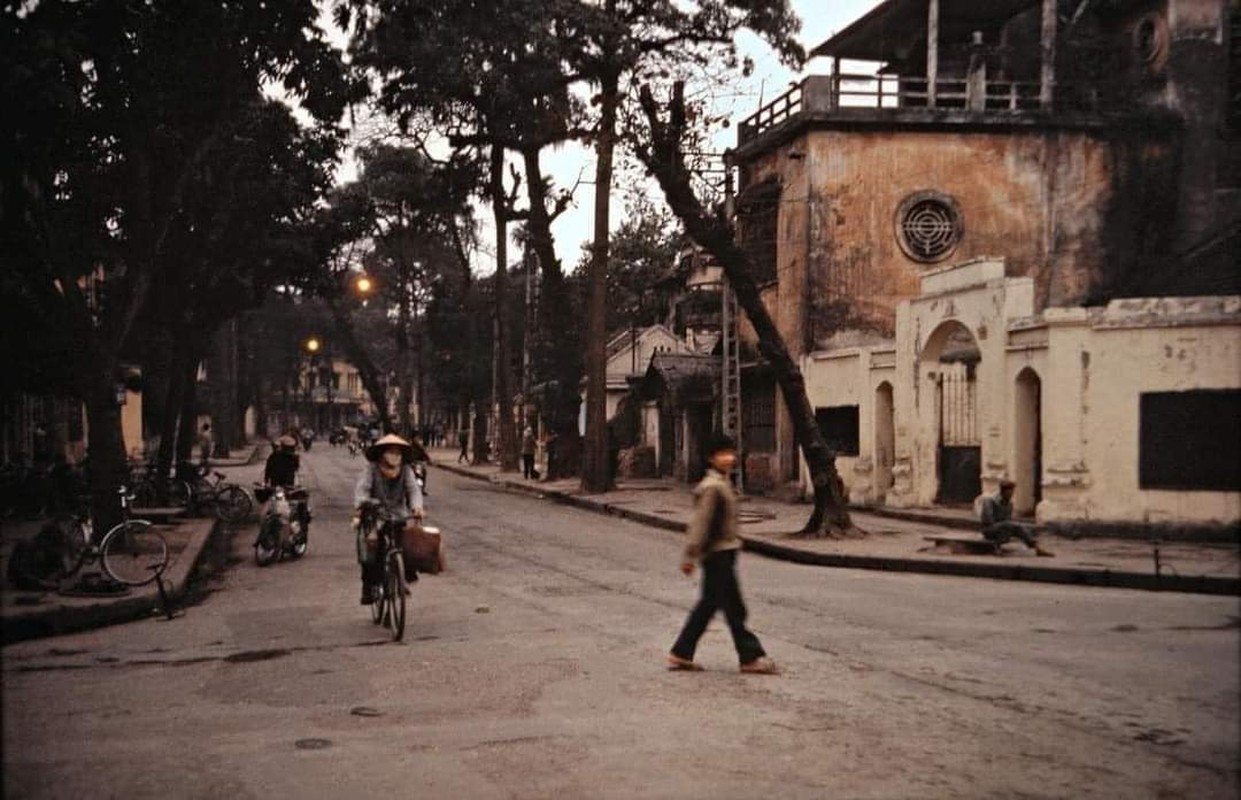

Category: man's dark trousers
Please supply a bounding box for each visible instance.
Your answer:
[671,550,766,664]
[522,454,535,479]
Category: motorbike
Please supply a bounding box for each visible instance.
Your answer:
[253,484,311,566]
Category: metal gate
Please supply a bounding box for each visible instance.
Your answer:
[936,362,981,504]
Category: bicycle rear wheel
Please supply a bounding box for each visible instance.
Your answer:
[100,520,168,586]
[386,551,406,641]
[216,485,252,522]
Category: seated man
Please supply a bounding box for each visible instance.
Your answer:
[980,479,1053,557]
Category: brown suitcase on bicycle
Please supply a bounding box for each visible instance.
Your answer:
[401,522,445,576]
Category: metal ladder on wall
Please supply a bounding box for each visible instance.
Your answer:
[720,277,744,491]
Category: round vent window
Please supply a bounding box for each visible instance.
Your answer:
[895,192,962,263]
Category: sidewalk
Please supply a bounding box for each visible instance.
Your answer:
[0,442,265,644]
[427,447,1239,596]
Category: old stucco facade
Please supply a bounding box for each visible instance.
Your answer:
[723,0,1239,530]
[798,258,1241,531]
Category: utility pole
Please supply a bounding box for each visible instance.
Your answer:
[721,161,743,492]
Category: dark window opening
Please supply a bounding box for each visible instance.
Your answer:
[736,180,780,284]
[743,388,776,453]
[816,405,860,457]
[1139,390,1241,491]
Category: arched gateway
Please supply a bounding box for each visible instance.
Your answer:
[920,321,982,505]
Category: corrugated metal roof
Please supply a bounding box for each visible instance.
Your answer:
[811,0,1042,62]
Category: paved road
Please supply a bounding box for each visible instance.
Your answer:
[3,446,1238,799]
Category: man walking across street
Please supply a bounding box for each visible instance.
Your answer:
[457,427,469,464]
[668,433,777,675]
[980,479,1054,556]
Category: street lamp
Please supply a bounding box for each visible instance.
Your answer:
[353,274,374,306]
[303,337,321,431]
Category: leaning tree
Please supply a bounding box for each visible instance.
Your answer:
[635,82,857,538]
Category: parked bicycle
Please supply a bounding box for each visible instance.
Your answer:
[129,463,191,510]
[60,486,170,587]
[357,500,407,641]
[180,464,252,522]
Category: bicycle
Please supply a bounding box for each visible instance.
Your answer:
[61,486,170,587]
[181,465,252,522]
[129,463,191,510]
[357,501,408,642]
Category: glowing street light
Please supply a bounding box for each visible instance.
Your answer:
[305,336,321,354]
[354,274,374,296]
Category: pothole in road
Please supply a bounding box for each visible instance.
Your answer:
[294,738,333,750]
[46,647,89,657]
[350,707,383,717]
[224,648,291,663]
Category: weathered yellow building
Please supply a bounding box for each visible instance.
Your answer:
[730,0,1239,533]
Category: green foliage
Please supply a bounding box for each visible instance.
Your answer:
[574,194,683,336]
[2,0,358,389]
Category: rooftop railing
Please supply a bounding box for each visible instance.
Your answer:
[739,73,1101,145]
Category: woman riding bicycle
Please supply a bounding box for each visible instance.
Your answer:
[353,434,423,605]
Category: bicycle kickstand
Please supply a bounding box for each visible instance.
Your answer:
[153,573,177,621]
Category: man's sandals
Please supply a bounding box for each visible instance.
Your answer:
[667,654,780,674]
[666,654,704,671]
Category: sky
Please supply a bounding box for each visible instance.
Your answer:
[533,0,881,273]
[325,0,884,275]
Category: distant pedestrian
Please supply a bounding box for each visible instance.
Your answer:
[667,433,777,674]
[197,423,214,469]
[457,428,469,464]
[521,426,537,479]
[980,479,1054,556]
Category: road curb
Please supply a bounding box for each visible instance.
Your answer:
[0,518,221,644]
[432,462,1239,596]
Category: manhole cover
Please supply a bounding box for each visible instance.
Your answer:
[295,738,333,750]
[350,707,383,717]
[224,648,291,663]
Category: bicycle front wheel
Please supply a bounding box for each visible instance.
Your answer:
[215,485,252,522]
[101,520,168,586]
[386,551,406,641]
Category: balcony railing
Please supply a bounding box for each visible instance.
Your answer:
[739,73,1102,145]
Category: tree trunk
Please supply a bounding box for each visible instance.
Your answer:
[175,362,200,481]
[328,300,393,433]
[207,320,236,457]
[581,72,619,493]
[471,393,490,464]
[83,376,129,536]
[155,338,195,503]
[396,259,414,436]
[521,146,581,478]
[636,83,857,537]
[491,146,519,472]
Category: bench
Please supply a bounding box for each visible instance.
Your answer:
[922,535,1002,555]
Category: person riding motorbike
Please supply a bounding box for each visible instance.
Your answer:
[352,434,423,605]
[263,435,306,550]
[264,435,300,487]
